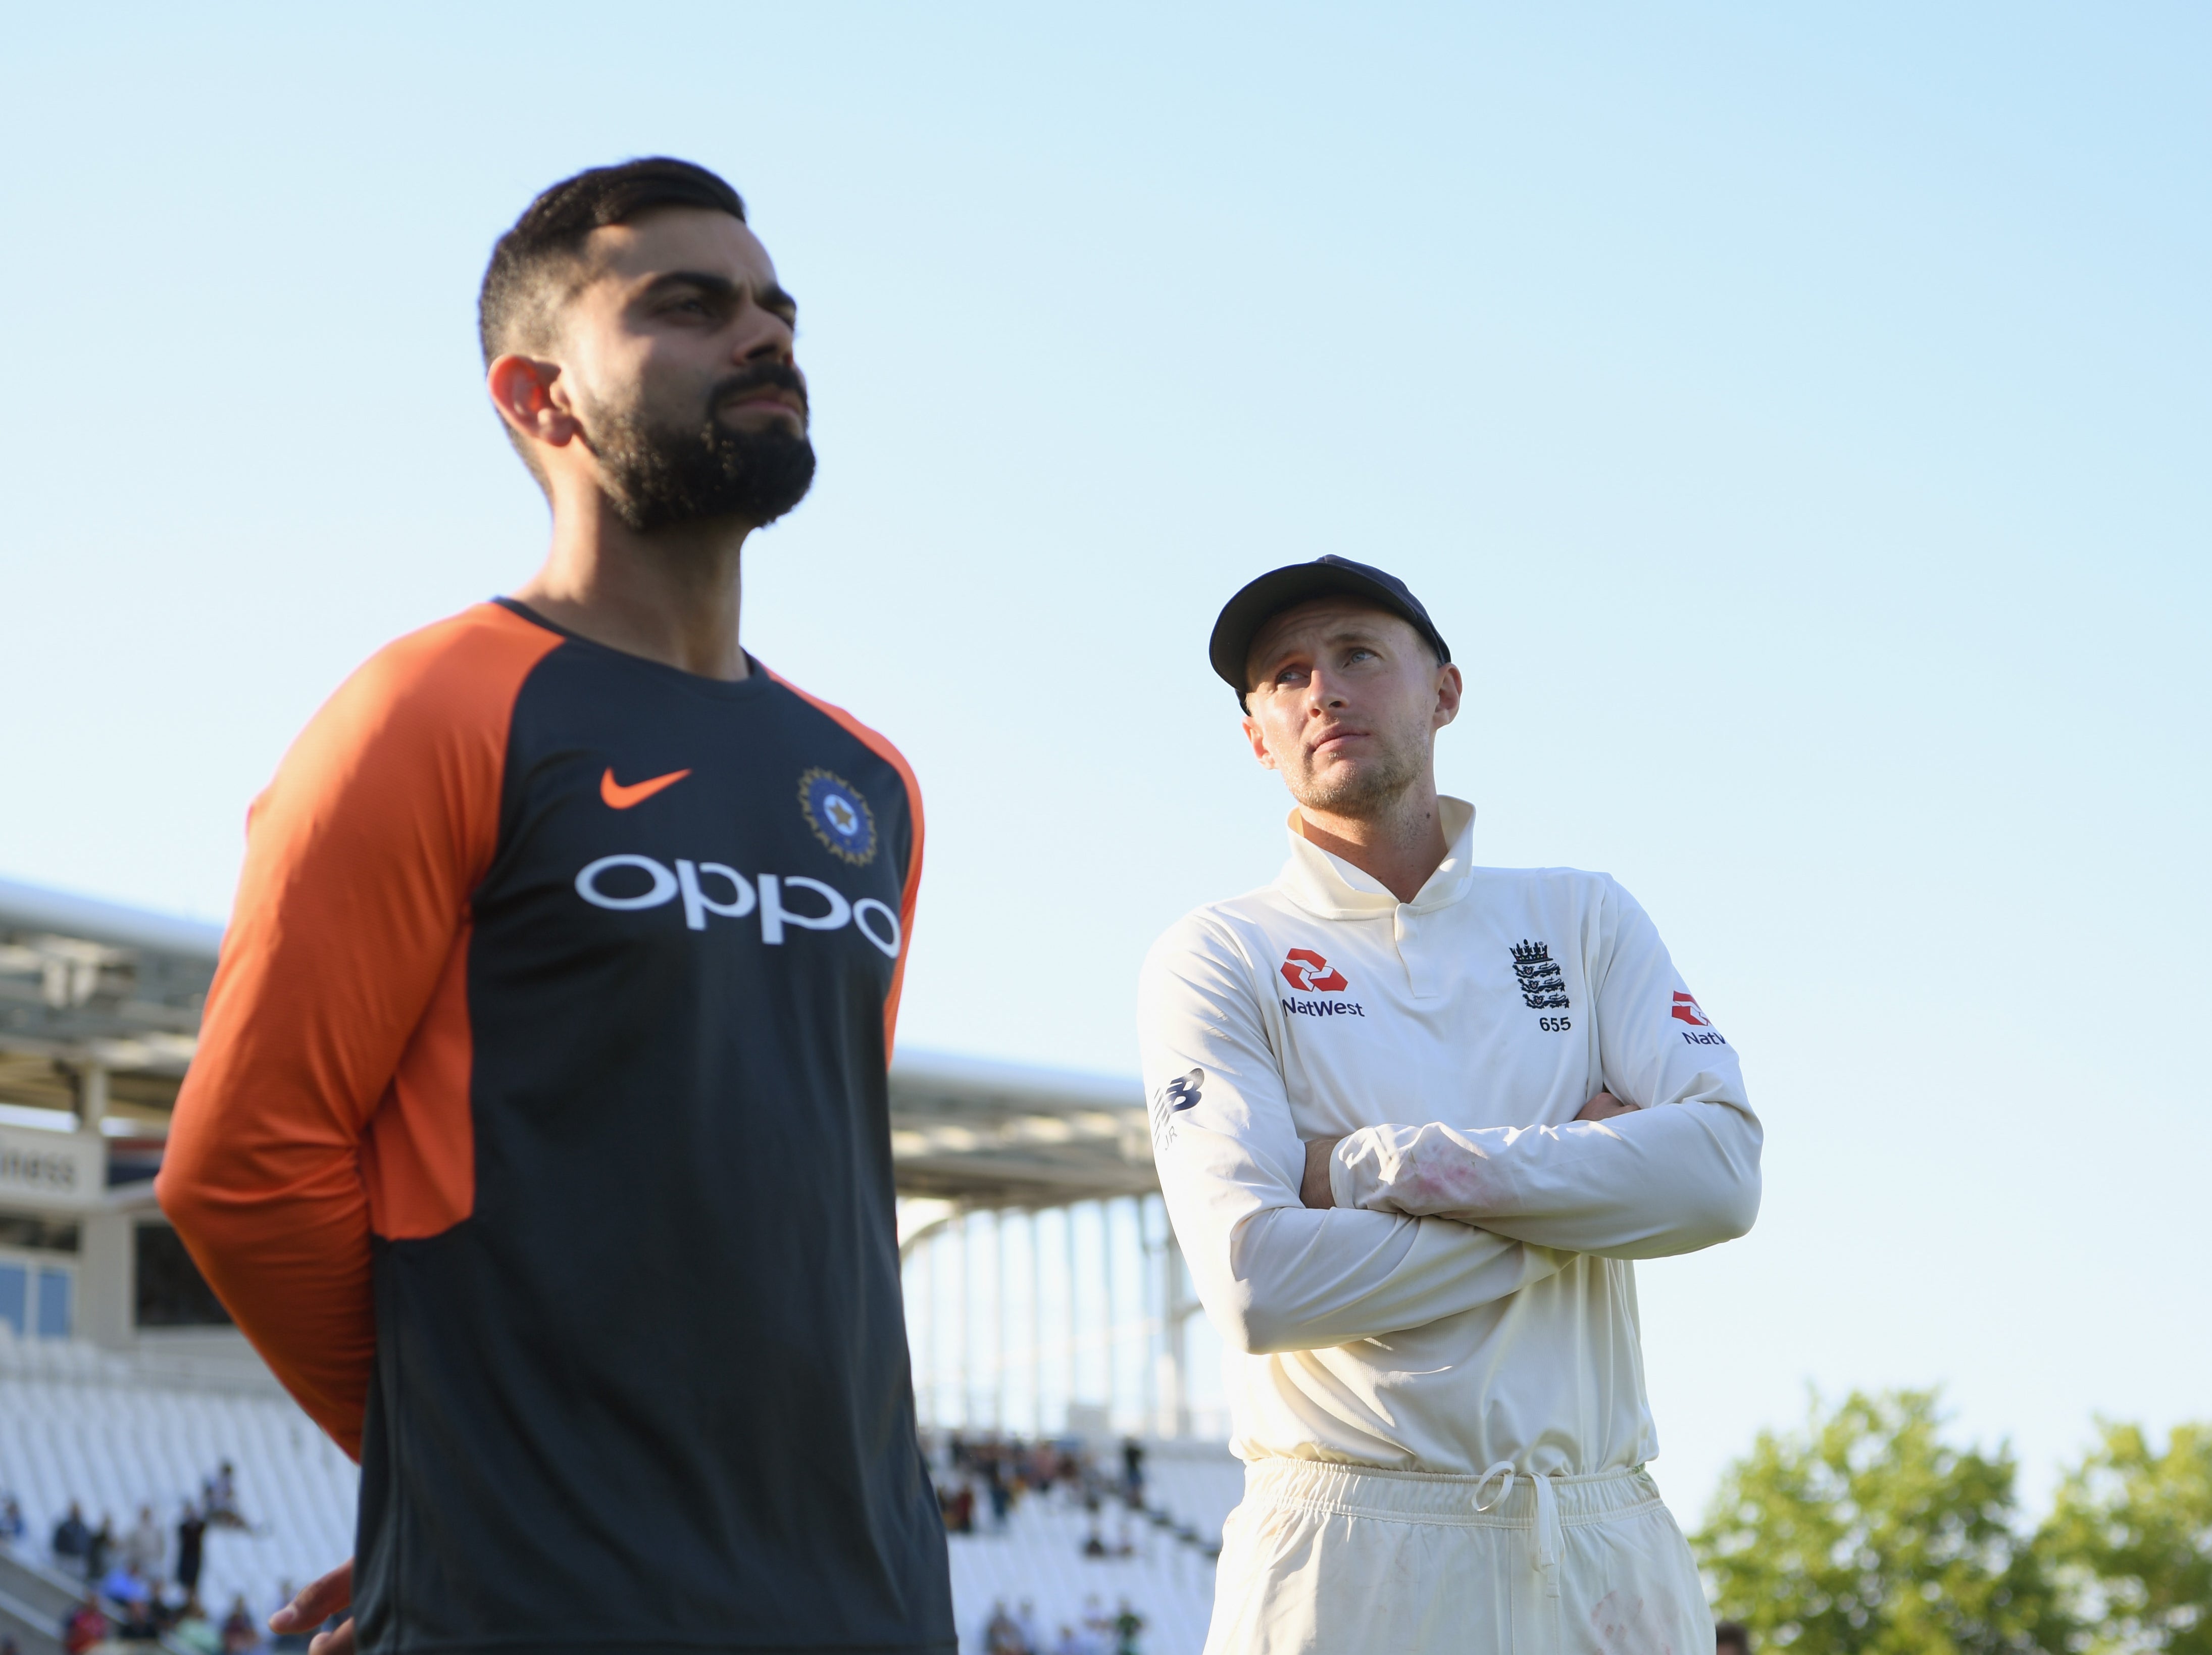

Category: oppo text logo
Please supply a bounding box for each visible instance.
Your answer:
[573,855,901,958]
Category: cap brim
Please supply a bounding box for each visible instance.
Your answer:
[1209,563,1444,695]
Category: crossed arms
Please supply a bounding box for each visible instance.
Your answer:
[1136,890,1761,1358]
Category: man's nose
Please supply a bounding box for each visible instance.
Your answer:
[733,305,795,366]
[1305,670,1347,710]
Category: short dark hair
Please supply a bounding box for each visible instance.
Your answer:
[478,157,746,366]
[1714,1621,1752,1654]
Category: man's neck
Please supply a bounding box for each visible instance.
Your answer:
[1295,783,1451,904]
[511,488,755,681]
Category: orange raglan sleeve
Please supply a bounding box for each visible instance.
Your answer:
[766,669,925,1055]
[157,605,559,1458]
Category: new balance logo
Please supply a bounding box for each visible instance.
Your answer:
[1148,1068,1205,1146]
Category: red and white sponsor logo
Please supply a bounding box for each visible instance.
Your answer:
[1670,991,1712,1028]
[1280,948,1349,993]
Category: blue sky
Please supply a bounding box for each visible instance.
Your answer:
[5,3,2206,1519]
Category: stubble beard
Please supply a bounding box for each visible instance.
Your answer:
[1283,739,1424,819]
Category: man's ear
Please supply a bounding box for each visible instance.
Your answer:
[1241,713,1279,771]
[486,354,579,453]
[1432,663,1464,730]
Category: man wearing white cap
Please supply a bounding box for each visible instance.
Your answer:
[1139,556,1763,1653]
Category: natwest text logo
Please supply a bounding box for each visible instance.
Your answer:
[573,854,901,958]
[1279,948,1348,993]
[1671,990,1728,1047]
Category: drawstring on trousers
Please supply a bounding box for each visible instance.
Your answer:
[1471,1461,1565,1598]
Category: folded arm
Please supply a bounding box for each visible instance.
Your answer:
[1328,1101,1759,1257]
[1327,879,1763,1260]
[156,616,537,1456]
[1139,917,1570,1356]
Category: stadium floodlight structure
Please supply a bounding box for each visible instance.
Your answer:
[0,878,1203,1437]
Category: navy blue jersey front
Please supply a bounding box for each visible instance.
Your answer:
[161,599,954,1655]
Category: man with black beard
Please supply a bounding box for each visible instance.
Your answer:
[158,160,953,1655]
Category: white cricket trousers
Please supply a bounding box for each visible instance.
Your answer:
[1204,1460,1713,1654]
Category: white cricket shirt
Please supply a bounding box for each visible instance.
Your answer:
[1137,798,1761,1476]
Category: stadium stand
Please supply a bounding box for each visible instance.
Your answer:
[0,1322,357,1648]
[0,1326,1245,1655]
[931,1436,1241,1653]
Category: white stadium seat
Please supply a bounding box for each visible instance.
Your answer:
[0,1323,358,1624]
[937,1441,1244,1653]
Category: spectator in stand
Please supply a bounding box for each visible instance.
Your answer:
[176,1500,208,1597]
[172,1596,221,1655]
[938,1480,974,1535]
[220,1592,259,1653]
[1121,1439,1145,1508]
[0,1492,24,1546]
[60,1590,108,1655]
[83,1514,114,1584]
[1082,1596,1113,1652]
[100,1556,149,1607]
[982,1599,1026,1655]
[124,1503,166,1578]
[1015,1598,1044,1652]
[50,1502,90,1574]
[1716,1622,1752,1654]
[1112,1599,1144,1655]
[116,1590,163,1643]
[205,1461,244,1527]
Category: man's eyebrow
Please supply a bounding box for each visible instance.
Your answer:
[636,271,800,318]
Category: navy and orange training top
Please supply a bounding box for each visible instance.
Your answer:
[157,599,954,1655]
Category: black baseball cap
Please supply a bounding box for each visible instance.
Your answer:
[1209,555,1451,703]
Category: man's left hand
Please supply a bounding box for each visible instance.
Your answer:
[1574,1090,1640,1122]
[1301,1136,1344,1209]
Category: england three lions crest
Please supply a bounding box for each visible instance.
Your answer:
[1510,939,1569,1010]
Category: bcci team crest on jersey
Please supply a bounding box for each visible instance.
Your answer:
[798,768,877,866]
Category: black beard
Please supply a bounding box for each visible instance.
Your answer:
[584,367,817,533]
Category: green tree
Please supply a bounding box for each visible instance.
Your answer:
[1693,1388,2075,1653]
[2040,1421,2212,1653]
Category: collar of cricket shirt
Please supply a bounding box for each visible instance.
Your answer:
[1276,796,1478,920]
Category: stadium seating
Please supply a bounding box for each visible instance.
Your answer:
[0,1323,358,1627]
[939,1440,1244,1653]
[0,1323,1252,1654]
[1135,1444,1245,1555]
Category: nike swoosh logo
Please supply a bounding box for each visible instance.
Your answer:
[600,767,692,809]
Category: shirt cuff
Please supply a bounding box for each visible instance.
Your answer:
[1329,1133,1365,1210]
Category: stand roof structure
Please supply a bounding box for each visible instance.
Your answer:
[0,878,1152,1209]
